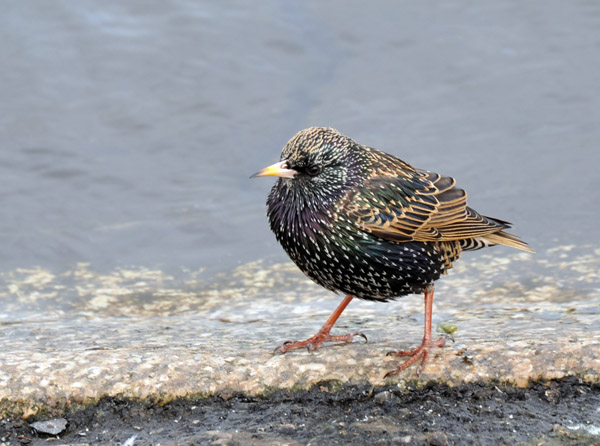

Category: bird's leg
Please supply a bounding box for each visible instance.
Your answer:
[385,285,446,377]
[274,295,367,354]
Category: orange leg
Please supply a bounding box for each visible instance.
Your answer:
[385,286,446,377]
[274,295,367,354]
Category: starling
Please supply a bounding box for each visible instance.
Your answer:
[252,127,532,376]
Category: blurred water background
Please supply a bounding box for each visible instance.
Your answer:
[0,1,599,319]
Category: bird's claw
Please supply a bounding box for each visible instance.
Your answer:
[356,332,368,344]
[273,340,295,355]
[443,333,455,344]
[384,336,447,377]
[273,330,364,355]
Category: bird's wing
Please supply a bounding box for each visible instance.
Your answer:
[346,170,508,243]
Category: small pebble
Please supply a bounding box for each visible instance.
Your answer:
[30,418,67,435]
[374,390,396,404]
[427,431,449,446]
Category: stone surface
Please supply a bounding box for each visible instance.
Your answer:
[30,418,67,435]
[1,245,599,418]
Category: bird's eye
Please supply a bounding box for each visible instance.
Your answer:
[306,165,321,176]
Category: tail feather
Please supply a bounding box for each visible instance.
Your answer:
[482,231,534,253]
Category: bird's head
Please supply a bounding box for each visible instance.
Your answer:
[252,127,367,204]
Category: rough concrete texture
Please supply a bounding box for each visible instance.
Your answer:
[1,245,599,418]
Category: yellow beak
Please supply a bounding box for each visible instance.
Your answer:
[250,160,297,179]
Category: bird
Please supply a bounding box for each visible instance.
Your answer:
[251,127,532,376]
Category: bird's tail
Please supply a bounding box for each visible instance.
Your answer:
[482,231,534,253]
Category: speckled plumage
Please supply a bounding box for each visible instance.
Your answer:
[265,127,530,301]
[254,127,532,375]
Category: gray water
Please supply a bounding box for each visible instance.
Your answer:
[1,1,599,281]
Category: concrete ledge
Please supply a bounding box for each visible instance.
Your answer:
[1,246,599,418]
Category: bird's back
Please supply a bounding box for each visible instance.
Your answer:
[343,147,532,253]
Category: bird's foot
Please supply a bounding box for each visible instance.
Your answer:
[274,330,367,354]
[384,336,446,377]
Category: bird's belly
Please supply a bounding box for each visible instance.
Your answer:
[283,233,446,302]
